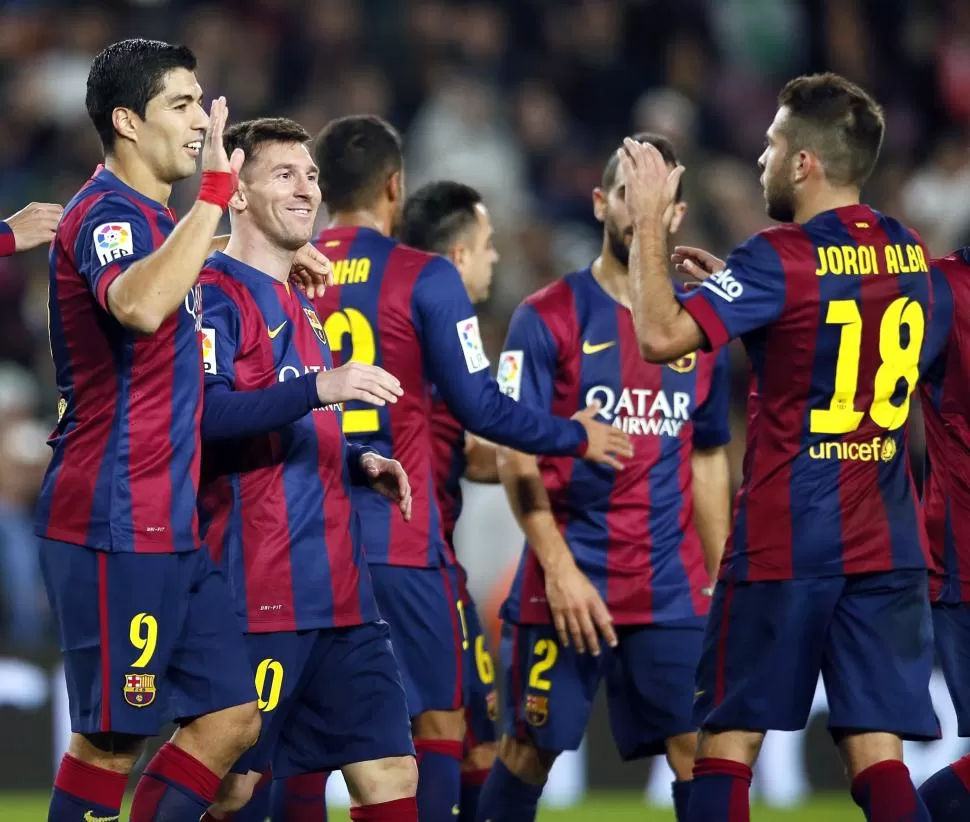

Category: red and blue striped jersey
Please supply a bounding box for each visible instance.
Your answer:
[197,252,378,633]
[499,267,730,625]
[429,385,465,556]
[681,204,951,581]
[920,250,965,603]
[35,166,203,553]
[312,226,588,568]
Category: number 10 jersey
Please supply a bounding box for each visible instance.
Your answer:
[680,204,953,581]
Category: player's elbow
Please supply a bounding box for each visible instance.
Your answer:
[637,332,679,364]
[106,285,164,334]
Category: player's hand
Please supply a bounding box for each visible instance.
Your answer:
[572,402,633,470]
[290,244,334,300]
[201,96,232,174]
[545,556,617,655]
[618,137,685,224]
[360,452,412,521]
[671,246,725,281]
[4,202,62,252]
[315,362,404,407]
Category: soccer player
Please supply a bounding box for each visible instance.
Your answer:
[196,117,418,822]
[310,115,632,822]
[35,39,263,822]
[475,134,732,822]
[622,73,949,822]
[399,180,505,822]
[916,248,970,822]
[0,201,64,255]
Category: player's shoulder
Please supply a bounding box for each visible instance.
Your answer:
[60,178,142,242]
[521,269,584,320]
[932,248,970,278]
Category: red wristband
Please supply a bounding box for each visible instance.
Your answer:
[197,171,234,210]
[0,222,15,257]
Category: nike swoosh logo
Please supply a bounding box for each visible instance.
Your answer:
[268,322,287,339]
[84,812,120,822]
[582,340,616,355]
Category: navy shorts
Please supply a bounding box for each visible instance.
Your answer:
[933,602,970,737]
[369,564,465,717]
[460,586,498,749]
[695,570,939,740]
[233,621,414,778]
[501,621,704,760]
[39,538,255,736]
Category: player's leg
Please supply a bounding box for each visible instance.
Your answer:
[687,577,840,822]
[605,623,705,822]
[369,563,466,822]
[129,549,261,821]
[272,621,417,822]
[823,570,937,822]
[918,602,970,820]
[476,623,601,822]
[459,590,499,822]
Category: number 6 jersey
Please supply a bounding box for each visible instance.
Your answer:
[680,204,952,581]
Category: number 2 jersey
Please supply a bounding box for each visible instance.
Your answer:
[499,267,731,625]
[680,204,951,581]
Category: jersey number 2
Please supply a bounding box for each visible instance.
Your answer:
[810,297,924,434]
[322,308,381,434]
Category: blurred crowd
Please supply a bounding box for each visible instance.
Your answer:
[0,0,968,646]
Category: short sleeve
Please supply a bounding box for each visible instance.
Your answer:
[497,303,558,412]
[74,194,156,312]
[200,281,243,390]
[692,347,731,449]
[678,234,786,349]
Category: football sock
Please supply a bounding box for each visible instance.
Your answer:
[271,772,329,821]
[48,753,127,822]
[852,760,931,822]
[129,742,221,822]
[460,768,491,822]
[350,797,418,821]
[672,779,693,822]
[919,755,970,821]
[686,757,752,822]
[415,739,463,822]
[474,757,543,822]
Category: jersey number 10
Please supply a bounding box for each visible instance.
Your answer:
[810,297,924,435]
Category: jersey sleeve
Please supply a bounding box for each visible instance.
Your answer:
[74,194,156,313]
[692,347,731,449]
[496,302,558,412]
[411,257,587,456]
[0,221,15,256]
[678,234,786,349]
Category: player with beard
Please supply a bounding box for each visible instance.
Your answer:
[622,73,951,822]
[476,134,732,822]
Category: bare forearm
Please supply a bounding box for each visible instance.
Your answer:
[691,446,732,580]
[107,200,224,333]
[498,447,574,574]
[464,435,499,483]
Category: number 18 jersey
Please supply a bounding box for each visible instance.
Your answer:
[680,204,952,581]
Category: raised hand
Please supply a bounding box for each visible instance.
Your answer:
[617,137,685,225]
[4,202,63,252]
[201,96,232,174]
[671,245,726,281]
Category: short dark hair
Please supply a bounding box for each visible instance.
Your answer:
[601,132,684,203]
[313,115,403,211]
[400,181,483,254]
[224,118,312,169]
[776,72,885,188]
[86,39,197,152]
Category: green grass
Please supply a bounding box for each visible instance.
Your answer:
[0,791,867,820]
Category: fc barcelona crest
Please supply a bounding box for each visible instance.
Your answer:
[303,308,327,345]
[123,673,156,708]
[668,352,697,373]
[525,694,548,727]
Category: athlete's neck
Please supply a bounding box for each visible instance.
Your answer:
[328,208,391,237]
[793,185,861,224]
[591,250,632,308]
[104,153,173,207]
[222,229,296,283]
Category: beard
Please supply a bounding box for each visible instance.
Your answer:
[764,166,796,223]
[606,218,631,267]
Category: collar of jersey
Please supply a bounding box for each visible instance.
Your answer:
[93,165,168,212]
[210,250,287,287]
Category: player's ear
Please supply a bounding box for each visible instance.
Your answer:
[450,243,466,270]
[229,180,247,212]
[592,187,606,224]
[668,202,687,235]
[387,171,403,205]
[112,107,140,144]
[793,149,814,184]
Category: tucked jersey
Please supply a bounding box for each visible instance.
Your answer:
[35,166,203,553]
[920,249,965,603]
[312,226,587,568]
[197,252,377,633]
[681,204,951,582]
[499,267,730,625]
[429,385,465,554]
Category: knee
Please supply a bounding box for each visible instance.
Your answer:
[74,732,146,773]
[696,729,763,768]
[412,709,465,742]
[497,735,556,786]
[665,732,698,781]
[349,756,418,804]
[463,742,498,772]
[221,701,262,758]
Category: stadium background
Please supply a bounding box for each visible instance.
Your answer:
[0,0,968,816]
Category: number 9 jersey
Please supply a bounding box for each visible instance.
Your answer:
[680,204,953,581]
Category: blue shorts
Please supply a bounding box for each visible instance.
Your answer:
[370,564,465,717]
[460,587,498,749]
[933,602,970,737]
[501,621,704,760]
[233,621,414,777]
[695,570,939,740]
[39,538,255,736]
